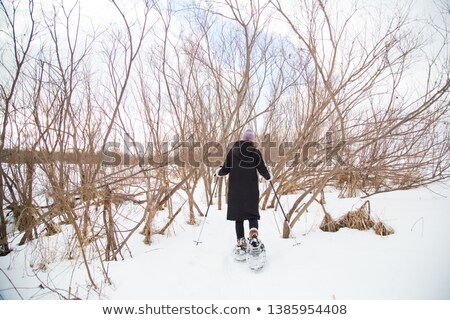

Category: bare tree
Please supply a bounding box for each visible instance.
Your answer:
[268,0,449,237]
[0,0,37,255]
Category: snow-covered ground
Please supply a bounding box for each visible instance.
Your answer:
[1,181,449,300]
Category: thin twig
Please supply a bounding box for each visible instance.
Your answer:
[0,267,24,299]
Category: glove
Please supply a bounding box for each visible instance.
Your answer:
[214,166,224,177]
[265,169,273,181]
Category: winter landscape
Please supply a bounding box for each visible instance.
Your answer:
[0,0,449,302]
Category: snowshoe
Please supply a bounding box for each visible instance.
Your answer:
[233,237,247,261]
[247,235,266,271]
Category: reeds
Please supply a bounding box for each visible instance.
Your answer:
[373,221,395,236]
[337,201,374,231]
[319,213,341,232]
[320,200,394,236]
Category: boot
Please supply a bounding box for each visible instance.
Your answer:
[248,228,260,248]
[234,237,247,261]
[249,228,258,239]
[247,229,266,271]
[236,237,247,250]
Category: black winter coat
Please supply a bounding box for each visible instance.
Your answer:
[218,140,271,221]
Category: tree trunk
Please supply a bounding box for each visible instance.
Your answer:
[0,168,11,256]
[103,186,117,261]
[188,192,196,225]
[19,160,36,246]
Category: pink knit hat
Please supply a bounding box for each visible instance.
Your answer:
[241,128,255,142]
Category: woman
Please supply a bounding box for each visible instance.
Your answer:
[215,128,272,255]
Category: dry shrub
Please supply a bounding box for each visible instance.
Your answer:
[335,169,387,198]
[373,221,395,236]
[336,170,363,198]
[337,201,374,231]
[45,221,61,236]
[320,213,341,232]
[13,206,37,232]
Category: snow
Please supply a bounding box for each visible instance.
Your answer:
[1,181,450,300]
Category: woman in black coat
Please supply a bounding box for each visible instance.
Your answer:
[216,129,272,251]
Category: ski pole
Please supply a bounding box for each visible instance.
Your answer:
[194,177,218,245]
[270,181,301,246]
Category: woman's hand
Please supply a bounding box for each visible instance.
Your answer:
[214,166,224,177]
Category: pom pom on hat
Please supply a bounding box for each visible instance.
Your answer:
[241,128,255,142]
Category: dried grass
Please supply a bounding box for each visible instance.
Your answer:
[373,221,395,236]
[337,201,374,231]
[320,199,395,237]
[45,221,61,236]
[320,213,341,232]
